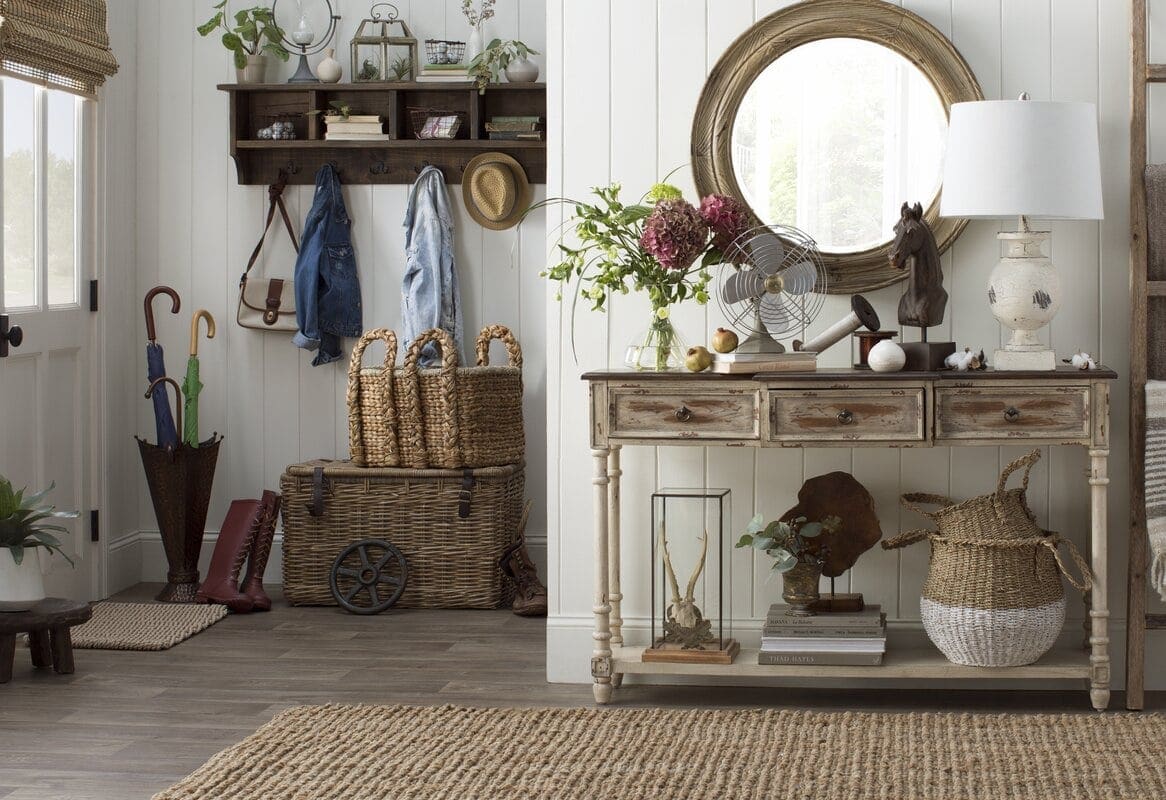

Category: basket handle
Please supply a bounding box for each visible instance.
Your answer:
[996,448,1042,499]
[899,492,953,522]
[400,328,461,468]
[1041,533,1093,593]
[346,329,399,467]
[882,528,933,550]
[475,324,523,369]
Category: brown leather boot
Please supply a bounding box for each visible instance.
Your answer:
[197,500,260,613]
[240,490,280,612]
[499,501,547,617]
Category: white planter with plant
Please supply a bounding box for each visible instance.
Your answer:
[198,2,290,85]
[0,478,76,612]
[468,39,541,93]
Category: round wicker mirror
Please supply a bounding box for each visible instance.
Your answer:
[692,0,983,293]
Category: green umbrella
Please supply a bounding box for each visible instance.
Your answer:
[182,310,215,447]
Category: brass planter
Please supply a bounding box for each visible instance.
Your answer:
[782,560,823,616]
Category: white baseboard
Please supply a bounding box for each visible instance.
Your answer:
[546,614,1166,692]
[106,533,142,596]
[130,530,548,589]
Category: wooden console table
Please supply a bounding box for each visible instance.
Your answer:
[583,367,1117,710]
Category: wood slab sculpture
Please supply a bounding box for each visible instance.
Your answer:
[781,472,882,577]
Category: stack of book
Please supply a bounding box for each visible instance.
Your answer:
[324,115,388,142]
[418,63,469,82]
[486,115,543,141]
[758,604,887,665]
[711,350,817,374]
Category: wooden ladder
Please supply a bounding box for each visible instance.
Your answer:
[1129,0,1166,711]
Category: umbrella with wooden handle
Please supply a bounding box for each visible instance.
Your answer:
[181,310,215,447]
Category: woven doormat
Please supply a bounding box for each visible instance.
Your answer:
[72,602,228,651]
[153,704,1166,799]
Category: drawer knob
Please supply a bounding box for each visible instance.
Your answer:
[1004,406,1021,423]
[675,405,693,423]
[837,409,854,425]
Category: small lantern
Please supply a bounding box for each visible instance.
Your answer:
[350,3,418,82]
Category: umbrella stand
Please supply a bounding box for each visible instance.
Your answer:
[140,377,222,603]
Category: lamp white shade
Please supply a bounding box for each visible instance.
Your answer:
[940,99,1103,220]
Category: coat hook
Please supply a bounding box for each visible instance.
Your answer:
[284,160,301,175]
[370,160,388,175]
[414,160,433,175]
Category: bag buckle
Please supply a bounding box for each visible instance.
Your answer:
[458,469,475,519]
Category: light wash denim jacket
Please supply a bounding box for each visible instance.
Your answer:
[402,165,464,367]
[292,164,363,366]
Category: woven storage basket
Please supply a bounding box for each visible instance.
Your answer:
[347,325,524,469]
[883,450,1092,667]
[280,460,524,608]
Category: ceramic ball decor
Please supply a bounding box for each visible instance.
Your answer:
[316,48,342,83]
[868,339,906,372]
[504,56,539,83]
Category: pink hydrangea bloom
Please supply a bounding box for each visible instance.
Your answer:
[640,199,708,271]
[700,194,751,251]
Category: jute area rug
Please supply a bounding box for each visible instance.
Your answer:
[153,704,1166,800]
[71,601,228,651]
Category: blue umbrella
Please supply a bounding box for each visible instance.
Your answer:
[144,286,181,450]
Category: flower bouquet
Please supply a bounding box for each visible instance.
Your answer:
[540,182,751,371]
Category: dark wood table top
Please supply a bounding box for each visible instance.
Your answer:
[582,366,1119,381]
[0,598,92,633]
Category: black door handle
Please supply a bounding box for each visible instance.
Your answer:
[0,314,23,358]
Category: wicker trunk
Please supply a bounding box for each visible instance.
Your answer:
[280,460,523,609]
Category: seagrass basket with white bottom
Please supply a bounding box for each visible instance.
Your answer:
[883,450,1092,667]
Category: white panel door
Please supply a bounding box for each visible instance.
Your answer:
[0,78,97,600]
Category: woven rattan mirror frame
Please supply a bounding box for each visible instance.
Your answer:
[691,0,983,294]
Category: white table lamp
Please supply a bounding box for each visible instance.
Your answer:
[941,95,1103,370]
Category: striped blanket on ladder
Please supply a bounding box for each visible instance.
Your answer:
[1147,382,1166,600]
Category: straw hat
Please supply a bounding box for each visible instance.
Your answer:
[462,152,532,231]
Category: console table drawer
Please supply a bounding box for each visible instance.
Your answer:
[768,389,925,442]
[609,388,759,440]
[935,387,1090,441]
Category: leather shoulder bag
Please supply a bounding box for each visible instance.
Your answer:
[238,175,299,332]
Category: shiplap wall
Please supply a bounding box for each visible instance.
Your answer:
[544,0,1153,685]
[115,0,549,581]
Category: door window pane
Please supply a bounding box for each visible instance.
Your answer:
[3,78,36,309]
[46,91,76,306]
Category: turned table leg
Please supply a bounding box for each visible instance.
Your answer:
[1088,448,1111,711]
[607,446,623,689]
[28,629,52,668]
[0,634,14,684]
[49,626,75,675]
[592,447,613,704]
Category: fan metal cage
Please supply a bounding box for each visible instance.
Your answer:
[716,224,828,343]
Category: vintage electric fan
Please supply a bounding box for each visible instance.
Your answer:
[715,224,828,356]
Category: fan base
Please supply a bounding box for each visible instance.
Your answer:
[736,332,785,355]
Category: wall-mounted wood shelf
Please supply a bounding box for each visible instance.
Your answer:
[218,82,546,185]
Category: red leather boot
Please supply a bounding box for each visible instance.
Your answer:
[196,500,261,612]
[240,490,280,611]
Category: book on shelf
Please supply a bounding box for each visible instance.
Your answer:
[711,357,816,374]
[486,121,540,132]
[324,132,391,141]
[760,638,886,654]
[324,122,385,134]
[421,62,468,71]
[488,131,544,141]
[491,115,542,122]
[324,115,380,124]
[760,627,886,639]
[765,604,884,627]
[758,651,884,666]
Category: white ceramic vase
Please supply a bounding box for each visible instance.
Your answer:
[868,339,907,372]
[240,54,269,84]
[466,25,485,63]
[504,56,539,83]
[316,48,342,83]
[0,547,45,612]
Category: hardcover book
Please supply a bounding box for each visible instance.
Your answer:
[765,604,885,627]
[758,651,884,666]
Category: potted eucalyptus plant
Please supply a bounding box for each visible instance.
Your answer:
[198,2,290,84]
[736,512,841,616]
[467,38,540,93]
[0,477,76,611]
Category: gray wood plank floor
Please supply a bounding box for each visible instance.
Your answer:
[0,584,1156,800]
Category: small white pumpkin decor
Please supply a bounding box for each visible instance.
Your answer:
[944,347,987,372]
[0,477,77,612]
[868,339,906,372]
[1063,351,1098,370]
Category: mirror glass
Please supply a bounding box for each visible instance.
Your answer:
[732,38,947,254]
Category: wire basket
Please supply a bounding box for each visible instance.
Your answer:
[409,107,465,140]
[424,39,466,65]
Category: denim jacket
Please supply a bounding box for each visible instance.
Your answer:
[292,164,363,366]
[402,165,463,367]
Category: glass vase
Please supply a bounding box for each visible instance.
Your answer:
[625,310,686,372]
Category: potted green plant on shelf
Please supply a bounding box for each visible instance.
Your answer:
[467,38,540,93]
[736,513,841,616]
[0,477,77,612]
[198,1,290,85]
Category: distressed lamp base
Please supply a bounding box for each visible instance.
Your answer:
[988,224,1060,371]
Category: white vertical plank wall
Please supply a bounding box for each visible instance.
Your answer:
[118,0,551,584]
[544,0,1158,688]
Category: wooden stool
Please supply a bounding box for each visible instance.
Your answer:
[0,598,92,683]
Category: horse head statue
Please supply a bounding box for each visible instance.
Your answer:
[890,201,947,329]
